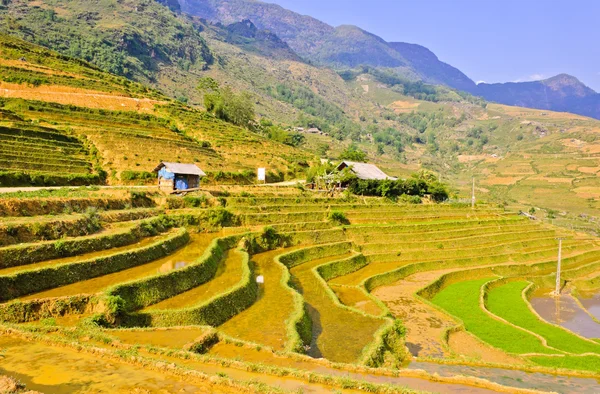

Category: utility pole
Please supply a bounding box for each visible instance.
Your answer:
[471,177,475,209]
[554,238,563,296]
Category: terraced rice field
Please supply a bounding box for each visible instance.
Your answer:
[1,186,599,393]
[0,122,101,185]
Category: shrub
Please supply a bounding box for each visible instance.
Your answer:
[182,195,208,208]
[328,211,350,225]
[121,171,154,181]
[399,194,422,204]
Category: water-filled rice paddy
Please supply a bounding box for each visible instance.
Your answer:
[290,253,385,363]
[530,292,600,339]
[18,232,221,300]
[218,247,302,350]
[144,249,245,311]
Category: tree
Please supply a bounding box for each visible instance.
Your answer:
[197,77,220,92]
[316,143,329,157]
[339,144,367,162]
[198,78,255,128]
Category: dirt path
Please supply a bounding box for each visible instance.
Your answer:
[373,270,457,358]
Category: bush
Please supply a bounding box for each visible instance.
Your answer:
[399,194,422,204]
[328,211,350,225]
[0,171,104,187]
[347,172,448,201]
[121,171,154,182]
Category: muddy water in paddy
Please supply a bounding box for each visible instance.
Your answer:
[0,336,236,393]
[408,361,600,394]
[372,269,457,359]
[578,291,600,321]
[290,253,384,363]
[219,246,303,350]
[0,335,363,394]
[207,343,501,393]
[144,249,245,311]
[18,232,223,300]
[530,291,600,338]
[330,284,383,315]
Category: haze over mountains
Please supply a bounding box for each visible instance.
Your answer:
[179,0,600,120]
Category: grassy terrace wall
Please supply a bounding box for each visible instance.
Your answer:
[108,235,243,313]
[119,249,257,328]
[286,228,347,246]
[99,208,160,223]
[359,230,556,253]
[0,216,175,269]
[239,211,328,226]
[0,228,189,302]
[364,237,570,263]
[0,196,154,217]
[0,170,104,187]
[348,224,546,244]
[0,294,100,323]
[317,254,369,282]
[0,214,101,246]
[344,216,527,237]
[270,221,334,232]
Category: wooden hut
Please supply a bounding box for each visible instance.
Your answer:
[154,162,206,192]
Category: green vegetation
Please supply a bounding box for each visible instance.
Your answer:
[528,355,600,373]
[348,171,449,201]
[199,77,255,128]
[486,281,600,354]
[0,0,213,81]
[431,277,554,354]
[339,144,367,161]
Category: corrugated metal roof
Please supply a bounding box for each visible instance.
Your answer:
[154,162,206,176]
[337,161,396,181]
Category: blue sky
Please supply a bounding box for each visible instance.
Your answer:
[267,0,600,91]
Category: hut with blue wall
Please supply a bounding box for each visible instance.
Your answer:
[154,162,206,192]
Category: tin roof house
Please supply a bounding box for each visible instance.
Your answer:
[154,162,206,192]
[336,161,396,181]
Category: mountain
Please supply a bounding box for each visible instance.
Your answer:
[177,0,476,91]
[388,42,476,93]
[0,0,213,85]
[220,19,301,61]
[477,74,600,119]
[177,0,600,121]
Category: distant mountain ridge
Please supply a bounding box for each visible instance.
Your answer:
[477,74,600,119]
[177,0,600,120]
[177,0,476,92]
